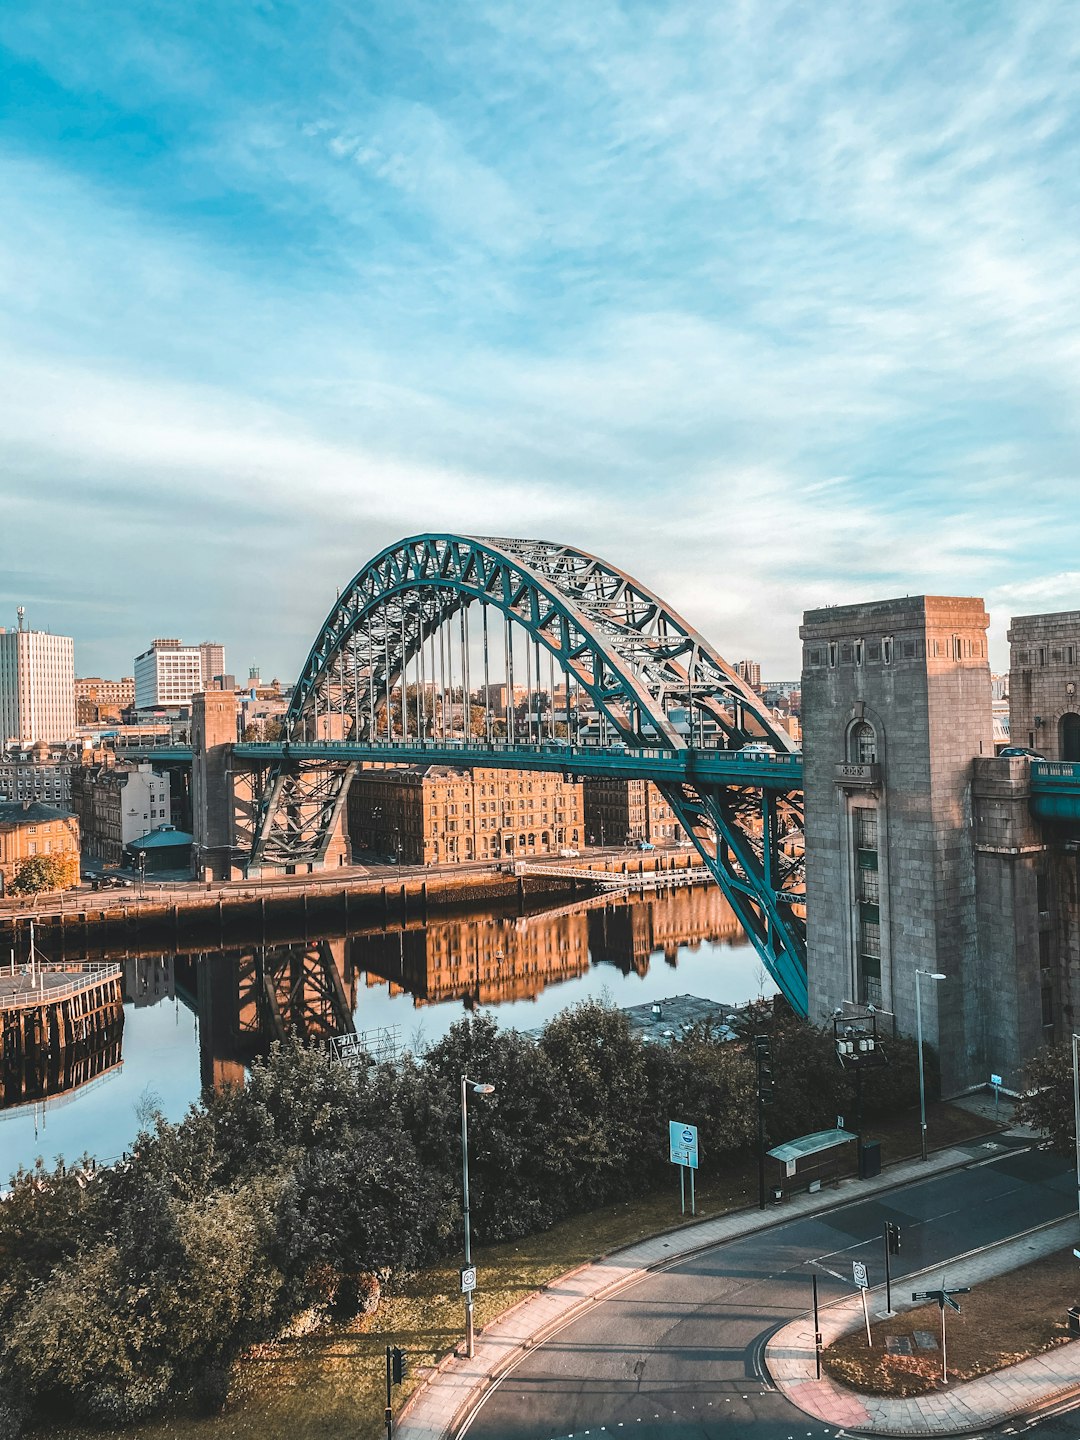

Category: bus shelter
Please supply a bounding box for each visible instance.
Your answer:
[766,1127,859,1201]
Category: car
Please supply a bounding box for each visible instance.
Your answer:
[558,847,580,857]
[740,742,774,755]
[998,746,1045,760]
[636,840,655,851]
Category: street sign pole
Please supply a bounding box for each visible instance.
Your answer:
[812,1273,822,1379]
[680,1162,685,1216]
[940,1298,947,1384]
[883,1227,892,1316]
[853,1261,871,1346]
[385,1345,393,1440]
[690,1163,695,1217]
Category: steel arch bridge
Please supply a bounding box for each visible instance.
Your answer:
[247,534,807,1011]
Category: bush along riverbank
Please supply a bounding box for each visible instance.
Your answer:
[0,998,938,1435]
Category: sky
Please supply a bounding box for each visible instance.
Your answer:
[1,0,1079,681]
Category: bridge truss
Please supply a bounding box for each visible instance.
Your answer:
[248,534,807,1011]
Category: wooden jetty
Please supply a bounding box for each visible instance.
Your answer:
[0,956,125,1111]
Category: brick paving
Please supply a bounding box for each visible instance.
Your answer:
[396,1136,1072,1440]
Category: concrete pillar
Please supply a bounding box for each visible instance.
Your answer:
[191,690,237,881]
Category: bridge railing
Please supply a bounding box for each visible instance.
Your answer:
[1032,760,1080,783]
[251,737,803,767]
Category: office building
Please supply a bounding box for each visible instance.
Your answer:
[0,612,75,743]
[198,642,227,689]
[134,639,205,709]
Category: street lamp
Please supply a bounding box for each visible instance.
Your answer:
[915,970,946,1161]
[460,1075,496,1358]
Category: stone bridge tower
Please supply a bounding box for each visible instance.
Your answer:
[800,597,993,1095]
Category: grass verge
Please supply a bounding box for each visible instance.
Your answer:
[823,1245,1079,1397]
[36,1102,996,1440]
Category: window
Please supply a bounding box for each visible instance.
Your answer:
[854,639,864,666]
[850,721,877,765]
[1042,987,1054,1028]
[853,807,878,850]
[828,643,838,668]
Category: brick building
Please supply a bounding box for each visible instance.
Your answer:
[0,800,80,896]
[582,778,687,848]
[74,676,134,726]
[347,765,584,864]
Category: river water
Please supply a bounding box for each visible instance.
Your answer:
[1,884,772,1181]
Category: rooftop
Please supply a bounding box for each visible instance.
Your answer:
[0,801,75,826]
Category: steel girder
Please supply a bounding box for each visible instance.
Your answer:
[249,533,806,1012]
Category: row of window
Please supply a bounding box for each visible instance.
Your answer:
[1014,645,1077,666]
[807,634,985,669]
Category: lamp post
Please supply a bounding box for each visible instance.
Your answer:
[460,1075,496,1358]
[915,970,946,1161]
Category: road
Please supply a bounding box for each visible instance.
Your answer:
[460,1142,1077,1440]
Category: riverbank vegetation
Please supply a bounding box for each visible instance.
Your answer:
[0,999,938,1435]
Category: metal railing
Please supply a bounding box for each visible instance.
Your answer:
[0,961,123,1009]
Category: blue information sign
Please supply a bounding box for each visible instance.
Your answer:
[668,1120,699,1170]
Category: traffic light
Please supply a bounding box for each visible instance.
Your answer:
[754,1035,775,1104]
[391,1347,408,1385]
[886,1221,901,1255]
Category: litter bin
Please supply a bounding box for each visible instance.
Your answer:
[771,1186,784,1203]
[1068,1306,1080,1336]
[859,1140,882,1179]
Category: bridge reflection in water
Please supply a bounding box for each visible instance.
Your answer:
[174,884,748,1093]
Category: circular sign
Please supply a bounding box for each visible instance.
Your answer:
[460,1266,477,1293]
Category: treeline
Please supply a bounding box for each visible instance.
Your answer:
[0,1000,933,1433]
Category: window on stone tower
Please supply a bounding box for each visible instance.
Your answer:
[849,721,877,765]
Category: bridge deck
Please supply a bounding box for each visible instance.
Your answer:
[126,738,805,789]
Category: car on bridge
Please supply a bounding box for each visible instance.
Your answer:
[998,745,1046,760]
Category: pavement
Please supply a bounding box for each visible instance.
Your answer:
[396,1118,1080,1440]
[767,1213,1080,1435]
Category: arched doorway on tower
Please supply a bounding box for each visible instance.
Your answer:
[1060,712,1080,762]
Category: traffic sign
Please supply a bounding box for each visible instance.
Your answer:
[460,1266,477,1294]
[990,1073,1003,1087]
[853,1261,868,1289]
[669,1120,699,1170]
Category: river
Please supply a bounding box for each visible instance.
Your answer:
[0,883,773,1180]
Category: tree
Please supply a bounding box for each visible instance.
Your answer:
[1016,1041,1076,1153]
[9,852,78,895]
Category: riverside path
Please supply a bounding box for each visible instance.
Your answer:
[430,1137,1076,1440]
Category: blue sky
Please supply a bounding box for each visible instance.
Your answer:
[1,1,1078,680]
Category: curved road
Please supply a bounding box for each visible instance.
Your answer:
[459,1144,1076,1440]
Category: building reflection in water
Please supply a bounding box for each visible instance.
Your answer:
[16,886,748,1102]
